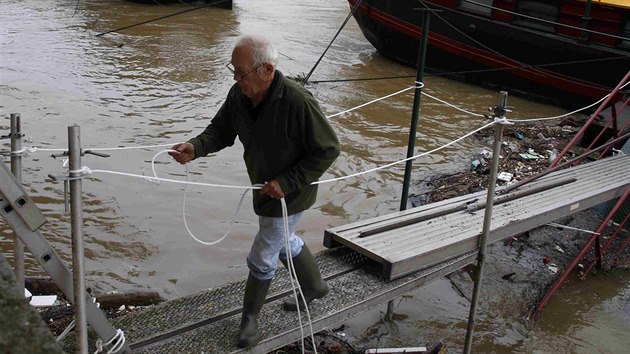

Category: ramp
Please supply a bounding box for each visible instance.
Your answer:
[107,248,474,353]
[324,154,630,280]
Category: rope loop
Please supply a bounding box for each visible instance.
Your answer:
[93,329,126,354]
[493,116,514,125]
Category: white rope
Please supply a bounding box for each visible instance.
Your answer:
[325,83,423,119]
[281,198,316,354]
[85,167,260,190]
[7,143,179,156]
[546,222,601,235]
[89,143,177,151]
[512,80,630,122]
[56,319,75,343]
[72,119,496,196]
[93,329,125,354]
[421,91,485,117]
[178,166,251,246]
[314,120,496,185]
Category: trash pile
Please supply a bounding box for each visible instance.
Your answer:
[411,117,584,205]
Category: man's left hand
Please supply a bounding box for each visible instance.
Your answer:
[260,180,285,199]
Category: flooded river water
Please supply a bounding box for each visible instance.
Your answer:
[1,0,628,352]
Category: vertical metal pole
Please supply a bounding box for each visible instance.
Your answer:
[400,10,430,211]
[536,186,630,313]
[389,10,431,321]
[10,113,25,293]
[463,92,508,354]
[581,0,593,42]
[68,125,88,354]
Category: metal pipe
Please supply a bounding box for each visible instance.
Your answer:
[360,177,575,238]
[583,195,630,276]
[400,10,430,211]
[463,91,508,354]
[586,101,617,152]
[581,0,593,42]
[610,211,630,266]
[504,131,630,194]
[596,97,630,160]
[68,125,88,353]
[390,9,432,322]
[10,113,25,292]
[536,186,630,313]
[550,70,630,168]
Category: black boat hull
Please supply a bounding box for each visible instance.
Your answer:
[124,0,232,9]
[350,0,630,107]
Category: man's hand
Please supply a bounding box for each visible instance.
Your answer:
[260,179,285,200]
[169,142,195,164]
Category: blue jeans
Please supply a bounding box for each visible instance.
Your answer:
[247,212,305,280]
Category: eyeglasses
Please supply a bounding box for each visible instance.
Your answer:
[226,63,261,80]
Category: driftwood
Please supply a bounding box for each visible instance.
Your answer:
[26,277,164,310]
[25,276,60,295]
[96,290,164,310]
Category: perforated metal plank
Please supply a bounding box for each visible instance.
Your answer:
[131,252,475,354]
[326,155,630,280]
[114,247,366,350]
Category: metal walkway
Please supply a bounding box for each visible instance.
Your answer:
[103,155,629,353]
[325,154,630,280]
[110,248,474,353]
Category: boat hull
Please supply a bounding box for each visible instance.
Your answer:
[350,0,630,107]
[124,0,232,9]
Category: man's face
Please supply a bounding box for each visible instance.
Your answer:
[230,46,273,101]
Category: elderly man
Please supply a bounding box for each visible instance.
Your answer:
[169,34,340,348]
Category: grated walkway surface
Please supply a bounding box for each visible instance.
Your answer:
[122,249,474,354]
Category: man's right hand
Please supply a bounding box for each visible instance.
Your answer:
[169,142,195,164]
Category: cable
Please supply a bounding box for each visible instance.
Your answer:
[302,0,363,85]
[513,80,630,122]
[326,84,423,119]
[95,0,229,37]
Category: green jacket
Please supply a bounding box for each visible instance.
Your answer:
[189,71,340,217]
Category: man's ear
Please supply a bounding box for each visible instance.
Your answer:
[263,63,274,75]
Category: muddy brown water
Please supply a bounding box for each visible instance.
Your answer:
[1,0,628,352]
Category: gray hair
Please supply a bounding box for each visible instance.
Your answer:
[235,34,279,68]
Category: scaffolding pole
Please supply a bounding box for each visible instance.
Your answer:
[463,92,508,354]
[68,125,88,353]
[536,186,630,313]
[10,113,25,293]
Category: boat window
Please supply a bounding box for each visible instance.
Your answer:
[458,0,493,16]
[512,1,559,32]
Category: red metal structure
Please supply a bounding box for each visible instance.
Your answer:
[535,71,630,313]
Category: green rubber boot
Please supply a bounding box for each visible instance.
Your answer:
[282,245,329,311]
[236,273,272,348]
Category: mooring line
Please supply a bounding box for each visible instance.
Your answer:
[301,0,364,85]
[512,80,630,122]
[11,80,612,157]
[95,0,230,37]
